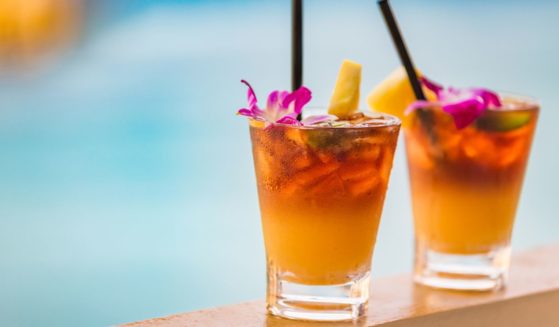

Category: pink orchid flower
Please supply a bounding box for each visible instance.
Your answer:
[406,77,502,129]
[237,80,336,126]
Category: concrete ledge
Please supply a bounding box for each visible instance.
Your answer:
[121,244,559,327]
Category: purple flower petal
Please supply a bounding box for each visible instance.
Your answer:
[241,80,258,110]
[237,108,255,117]
[473,88,502,108]
[266,90,290,117]
[282,86,312,115]
[421,76,443,95]
[266,90,281,110]
[236,81,313,125]
[276,114,300,125]
[407,77,502,129]
[266,90,278,109]
[442,98,485,129]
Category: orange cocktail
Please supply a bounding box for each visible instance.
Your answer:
[249,113,400,319]
[405,96,538,290]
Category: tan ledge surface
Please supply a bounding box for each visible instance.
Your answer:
[121,244,559,327]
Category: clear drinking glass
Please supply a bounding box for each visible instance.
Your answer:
[249,112,400,321]
[405,95,539,291]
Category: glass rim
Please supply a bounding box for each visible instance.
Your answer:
[489,92,540,112]
[415,92,539,113]
[249,108,401,130]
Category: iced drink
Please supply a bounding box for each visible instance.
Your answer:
[368,68,539,291]
[250,113,400,320]
[406,96,538,290]
[239,59,400,320]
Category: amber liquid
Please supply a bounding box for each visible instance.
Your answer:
[405,99,538,254]
[250,118,400,285]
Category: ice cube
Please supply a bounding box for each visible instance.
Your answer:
[346,175,380,197]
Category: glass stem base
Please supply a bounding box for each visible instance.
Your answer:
[266,271,370,321]
[414,241,511,291]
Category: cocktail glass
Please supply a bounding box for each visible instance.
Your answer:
[249,112,400,321]
[405,95,539,291]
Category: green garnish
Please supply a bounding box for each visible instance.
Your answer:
[475,111,532,132]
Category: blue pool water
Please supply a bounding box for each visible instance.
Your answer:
[0,1,558,325]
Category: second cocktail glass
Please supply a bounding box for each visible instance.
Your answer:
[250,112,400,321]
[405,95,539,291]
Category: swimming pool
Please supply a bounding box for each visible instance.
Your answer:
[0,1,557,325]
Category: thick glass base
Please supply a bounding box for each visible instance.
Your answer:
[414,242,510,291]
[266,272,370,321]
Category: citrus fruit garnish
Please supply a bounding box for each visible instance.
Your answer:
[328,59,362,119]
[475,110,532,132]
[367,67,435,126]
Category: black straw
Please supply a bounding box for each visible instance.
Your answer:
[377,0,425,101]
[377,0,440,150]
[292,0,303,92]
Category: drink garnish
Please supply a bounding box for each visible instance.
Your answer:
[406,77,502,129]
[328,60,362,119]
[367,67,436,126]
[237,80,336,126]
[475,109,532,132]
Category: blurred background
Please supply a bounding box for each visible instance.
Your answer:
[0,0,557,326]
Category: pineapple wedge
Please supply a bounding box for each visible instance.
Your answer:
[367,66,436,126]
[328,60,362,119]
